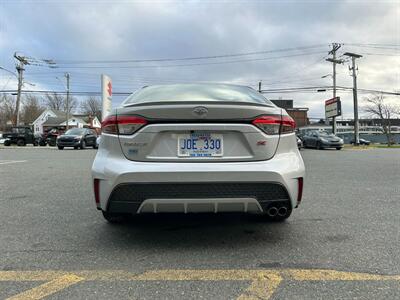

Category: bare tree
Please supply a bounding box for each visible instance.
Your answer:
[80,96,102,120]
[0,93,16,130]
[43,92,77,113]
[363,94,400,146]
[22,94,45,125]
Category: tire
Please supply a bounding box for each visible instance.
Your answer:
[74,146,79,150]
[4,140,11,146]
[80,140,86,149]
[102,211,130,224]
[39,141,46,146]
[316,142,322,150]
[33,141,38,146]
[58,146,64,150]
[17,139,26,146]
[336,147,342,150]
[93,144,98,149]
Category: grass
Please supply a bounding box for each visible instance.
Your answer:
[373,144,400,148]
[343,144,400,149]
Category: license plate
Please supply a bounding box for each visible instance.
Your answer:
[178,132,223,157]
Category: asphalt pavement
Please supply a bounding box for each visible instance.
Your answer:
[0,146,399,299]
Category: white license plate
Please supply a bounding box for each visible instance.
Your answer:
[178,132,223,157]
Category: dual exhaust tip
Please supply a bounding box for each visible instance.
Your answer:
[267,206,288,217]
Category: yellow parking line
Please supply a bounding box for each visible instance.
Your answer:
[1,269,399,300]
[133,269,266,281]
[237,273,283,300]
[6,274,84,300]
[286,269,400,281]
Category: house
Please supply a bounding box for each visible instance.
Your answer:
[32,109,101,134]
[32,109,66,134]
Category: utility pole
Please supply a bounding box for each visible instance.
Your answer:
[344,52,362,146]
[14,53,29,126]
[65,73,70,130]
[326,43,344,135]
[258,81,262,93]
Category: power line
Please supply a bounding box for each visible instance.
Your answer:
[54,44,328,64]
[53,51,327,69]
[1,87,399,96]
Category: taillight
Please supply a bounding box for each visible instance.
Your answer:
[101,115,118,134]
[252,115,295,135]
[281,115,296,134]
[101,115,147,135]
[93,178,100,208]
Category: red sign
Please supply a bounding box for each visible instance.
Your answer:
[107,81,112,97]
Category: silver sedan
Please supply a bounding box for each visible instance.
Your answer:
[92,84,305,223]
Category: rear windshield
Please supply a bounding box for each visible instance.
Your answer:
[123,84,273,106]
[65,128,85,135]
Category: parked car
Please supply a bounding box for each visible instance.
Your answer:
[92,83,305,223]
[350,138,370,145]
[34,133,48,146]
[46,128,63,146]
[2,126,38,146]
[96,135,101,148]
[0,132,5,144]
[297,136,303,149]
[302,130,343,150]
[57,128,98,150]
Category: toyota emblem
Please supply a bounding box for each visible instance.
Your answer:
[192,106,208,118]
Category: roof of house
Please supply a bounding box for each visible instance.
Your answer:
[53,110,67,118]
[42,117,68,126]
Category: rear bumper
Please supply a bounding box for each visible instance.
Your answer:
[107,182,290,214]
[92,147,305,213]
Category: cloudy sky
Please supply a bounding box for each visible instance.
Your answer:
[0,0,399,119]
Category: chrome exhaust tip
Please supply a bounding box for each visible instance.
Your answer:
[267,207,278,217]
[278,207,288,217]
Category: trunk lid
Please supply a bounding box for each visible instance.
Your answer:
[116,102,282,162]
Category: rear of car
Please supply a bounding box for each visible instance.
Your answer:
[92,84,305,222]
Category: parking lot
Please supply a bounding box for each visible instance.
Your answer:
[0,147,399,299]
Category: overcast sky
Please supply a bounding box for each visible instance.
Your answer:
[0,0,399,119]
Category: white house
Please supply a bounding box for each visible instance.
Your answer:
[32,109,66,134]
[32,109,101,134]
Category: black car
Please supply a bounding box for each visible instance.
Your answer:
[3,126,38,146]
[350,138,371,145]
[57,128,98,150]
[302,131,344,150]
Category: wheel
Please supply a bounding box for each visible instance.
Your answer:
[93,144,98,149]
[58,146,64,150]
[33,141,38,146]
[4,140,11,146]
[102,211,130,224]
[39,140,46,146]
[316,142,323,150]
[336,147,342,150]
[80,140,86,149]
[74,146,79,150]
[17,139,26,146]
